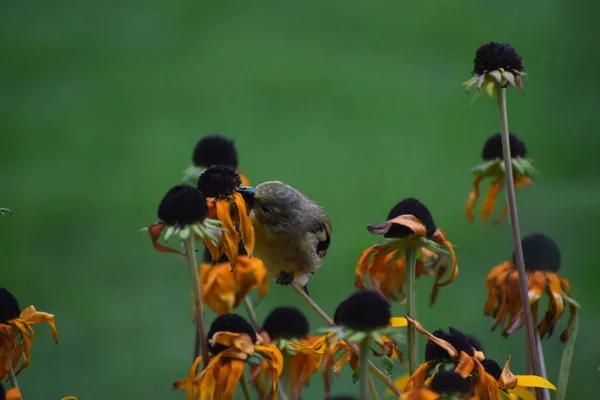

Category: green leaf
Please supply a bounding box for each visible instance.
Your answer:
[352,367,361,384]
[246,354,263,366]
[381,356,394,377]
[349,332,367,343]
[556,315,579,400]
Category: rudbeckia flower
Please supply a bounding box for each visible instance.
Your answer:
[465,133,536,225]
[356,198,458,306]
[484,233,578,341]
[463,42,526,101]
[251,307,325,399]
[174,314,283,400]
[183,134,250,186]
[146,185,223,255]
[197,166,254,265]
[199,242,269,315]
[0,288,58,378]
[401,317,555,400]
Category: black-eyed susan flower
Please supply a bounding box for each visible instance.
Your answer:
[199,242,269,315]
[466,133,536,225]
[146,185,223,255]
[401,317,555,400]
[463,42,525,101]
[174,314,283,400]
[251,307,326,399]
[484,233,578,341]
[183,135,250,186]
[0,288,58,379]
[197,166,254,265]
[356,198,458,306]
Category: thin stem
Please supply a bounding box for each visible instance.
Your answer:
[8,359,20,390]
[359,335,370,400]
[282,351,293,398]
[405,247,418,375]
[536,331,550,399]
[291,283,401,396]
[243,296,260,331]
[239,373,252,400]
[184,236,210,369]
[497,87,548,400]
[368,375,381,400]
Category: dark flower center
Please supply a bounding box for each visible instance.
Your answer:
[192,135,239,168]
[513,233,561,273]
[425,327,483,362]
[207,313,257,355]
[482,133,528,161]
[333,290,391,331]
[481,359,502,380]
[262,306,309,340]
[0,288,21,324]
[385,198,437,238]
[157,185,208,227]
[473,42,524,75]
[197,166,242,198]
[430,371,472,395]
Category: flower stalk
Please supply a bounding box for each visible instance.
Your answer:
[8,359,20,391]
[239,373,252,400]
[290,283,402,396]
[497,86,549,400]
[359,334,370,400]
[184,236,210,369]
[243,296,260,331]
[405,247,418,375]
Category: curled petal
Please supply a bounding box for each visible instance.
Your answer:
[481,181,502,225]
[466,175,483,222]
[430,230,458,289]
[403,361,434,391]
[19,306,59,344]
[367,214,427,238]
[404,316,457,358]
[454,351,475,378]
[233,192,254,256]
[498,357,518,390]
[148,223,184,255]
[355,247,379,289]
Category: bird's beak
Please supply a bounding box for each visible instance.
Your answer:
[235,186,256,208]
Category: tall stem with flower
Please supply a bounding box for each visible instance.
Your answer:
[359,335,370,400]
[405,247,418,375]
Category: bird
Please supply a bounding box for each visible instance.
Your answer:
[236,181,332,294]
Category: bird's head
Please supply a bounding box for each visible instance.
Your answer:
[236,181,302,225]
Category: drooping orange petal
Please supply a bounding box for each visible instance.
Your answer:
[20,306,59,343]
[473,359,501,400]
[200,263,236,315]
[484,262,514,316]
[233,256,269,307]
[559,277,577,342]
[148,223,185,255]
[466,175,483,222]
[222,360,245,400]
[367,214,428,238]
[403,361,434,391]
[481,181,502,225]
[430,230,458,290]
[355,246,380,289]
[492,204,508,225]
[538,272,565,338]
[214,199,240,266]
[515,175,533,188]
[233,192,255,256]
[405,316,458,358]
[454,351,475,378]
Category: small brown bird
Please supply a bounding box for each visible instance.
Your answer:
[236,181,332,293]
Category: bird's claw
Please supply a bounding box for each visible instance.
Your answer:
[276,271,294,286]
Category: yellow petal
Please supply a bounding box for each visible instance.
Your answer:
[516,375,557,390]
[390,317,408,327]
[509,387,535,400]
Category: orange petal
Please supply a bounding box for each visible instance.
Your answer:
[367,214,427,238]
[492,204,508,225]
[498,356,518,390]
[405,316,458,358]
[404,361,434,391]
[148,223,185,255]
[223,360,245,400]
[6,389,22,400]
[355,247,378,289]
[466,175,483,222]
[239,173,250,187]
[430,230,458,289]
[481,181,502,225]
[454,351,475,378]
[515,175,533,188]
[233,192,255,256]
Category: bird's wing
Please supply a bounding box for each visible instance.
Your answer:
[312,217,332,259]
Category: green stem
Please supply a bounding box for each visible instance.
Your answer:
[405,247,418,375]
[282,351,293,398]
[359,335,370,400]
[184,236,210,369]
[290,283,401,396]
[497,86,548,400]
[8,359,20,391]
[368,375,381,400]
[243,296,260,331]
[239,373,252,400]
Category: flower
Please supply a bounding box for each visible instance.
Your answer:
[401,316,555,400]
[183,135,250,186]
[199,242,268,315]
[484,233,578,341]
[0,288,58,379]
[355,198,458,306]
[466,133,536,225]
[252,307,325,399]
[463,42,526,101]
[334,290,391,332]
[173,314,283,400]
[197,166,254,265]
[146,185,223,255]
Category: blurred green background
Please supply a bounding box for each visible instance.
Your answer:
[1,0,598,398]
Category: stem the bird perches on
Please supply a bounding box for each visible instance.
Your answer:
[405,247,418,375]
[243,296,260,331]
[359,335,370,400]
[184,236,210,370]
[291,283,402,396]
[497,86,549,400]
[8,359,20,391]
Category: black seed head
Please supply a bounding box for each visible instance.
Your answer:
[207,313,257,355]
[157,185,208,227]
[513,233,561,273]
[262,307,310,340]
[192,135,238,168]
[0,288,21,324]
[333,290,391,331]
[430,371,472,395]
[197,166,242,198]
[481,359,503,380]
[385,198,437,238]
[473,42,524,75]
[425,327,483,362]
[482,133,528,161]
